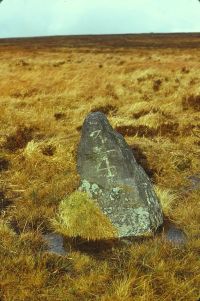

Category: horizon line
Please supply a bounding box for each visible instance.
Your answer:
[0,31,200,40]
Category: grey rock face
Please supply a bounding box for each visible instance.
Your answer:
[77,112,163,238]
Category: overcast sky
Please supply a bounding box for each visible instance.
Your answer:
[0,0,200,38]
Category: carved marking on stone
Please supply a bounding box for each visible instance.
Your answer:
[105,149,116,154]
[77,112,163,237]
[98,149,116,156]
[90,130,102,139]
[97,156,116,178]
[101,136,107,144]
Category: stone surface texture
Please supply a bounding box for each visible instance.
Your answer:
[77,112,163,238]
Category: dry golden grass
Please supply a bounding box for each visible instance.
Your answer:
[0,34,200,301]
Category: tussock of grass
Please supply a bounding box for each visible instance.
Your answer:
[52,191,118,240]
[154,186,178,216]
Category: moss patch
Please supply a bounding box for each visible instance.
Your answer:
[52,191,118,240]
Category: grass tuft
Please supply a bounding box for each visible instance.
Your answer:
[51,191,118,240]
[154,186,178,216]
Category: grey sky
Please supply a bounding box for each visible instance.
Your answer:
[0,0,199,38]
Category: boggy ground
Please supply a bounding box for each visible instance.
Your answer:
[0,34,200,301]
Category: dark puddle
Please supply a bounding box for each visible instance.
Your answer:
[157,216,188,247]
[162,227,187,246]
[43,233,66,256]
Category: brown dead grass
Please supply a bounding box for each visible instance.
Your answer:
[0,35,200,301]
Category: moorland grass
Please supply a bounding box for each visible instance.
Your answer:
[0,35,199,301]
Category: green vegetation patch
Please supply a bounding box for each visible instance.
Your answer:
[52,191,118,240]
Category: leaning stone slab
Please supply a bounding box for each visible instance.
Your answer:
[77,112,163,238]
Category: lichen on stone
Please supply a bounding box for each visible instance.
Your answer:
[77,112,163,238]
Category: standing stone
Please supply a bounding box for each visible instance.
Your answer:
[77,112,163,238]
